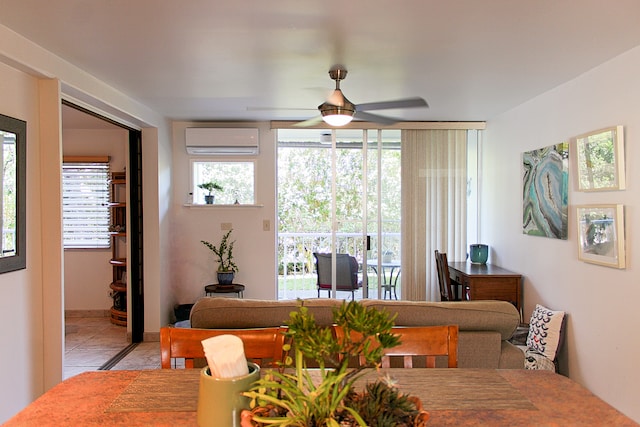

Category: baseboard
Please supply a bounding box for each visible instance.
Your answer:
[126,331,160,342]
[65,309,110,318]
[144,331,160,342]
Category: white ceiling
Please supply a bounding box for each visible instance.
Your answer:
[3,0,640,125]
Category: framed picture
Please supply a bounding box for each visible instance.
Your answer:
[576,204,625,269]
[522,142,569,240]
[573,125,625,191]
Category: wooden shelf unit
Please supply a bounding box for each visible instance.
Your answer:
[109,171,127,326]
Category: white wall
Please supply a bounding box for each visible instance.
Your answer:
[483,46,640,422]
[143,124,171,335]
[62,128,128,311]
[0,61,45,424]
[168,122,277,314]
[0,23,172,422]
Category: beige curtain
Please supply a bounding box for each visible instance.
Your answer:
[401,130,467,301]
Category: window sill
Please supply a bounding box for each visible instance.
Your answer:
[183,203,264,208]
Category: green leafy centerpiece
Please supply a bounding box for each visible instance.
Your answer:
[241,301,430,427]
[201,229,238,285]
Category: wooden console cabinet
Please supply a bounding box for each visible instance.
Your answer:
[448,262,522,316]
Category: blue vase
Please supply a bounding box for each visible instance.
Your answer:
[469,244,488,264]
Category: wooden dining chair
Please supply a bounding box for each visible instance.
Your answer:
[332,324,459,368]
[382,325,459,368]
[159,326,286,369]
[435,250,459,301]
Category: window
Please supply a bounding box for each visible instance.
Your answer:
[62,160,110,248]
[191,160,256,205]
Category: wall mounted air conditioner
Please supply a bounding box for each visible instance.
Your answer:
[185,127,259,155]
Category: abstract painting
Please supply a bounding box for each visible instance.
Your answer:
[523,142,569,239]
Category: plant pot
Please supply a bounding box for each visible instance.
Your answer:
[217,271,235,285]
[241,390,429,427]
[204,195,215,204]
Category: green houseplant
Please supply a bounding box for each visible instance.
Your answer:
[241,300,430,427]
[201,229,238,285]
[198,181,223,204]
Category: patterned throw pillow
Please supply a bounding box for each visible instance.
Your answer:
[526,304,565,361]
[524,349,557,371]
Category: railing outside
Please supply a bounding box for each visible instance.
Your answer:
[278,231,401,300]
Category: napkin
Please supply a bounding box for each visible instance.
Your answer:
[201,335,249,378]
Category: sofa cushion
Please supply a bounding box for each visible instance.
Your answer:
[362,300,520,340]
[458,331,501,368]
[190,298,299,329]
[190,298,344,329]
[500,340,528,369]
[299,298,345,326]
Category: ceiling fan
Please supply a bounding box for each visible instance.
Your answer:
[296,65,429,127]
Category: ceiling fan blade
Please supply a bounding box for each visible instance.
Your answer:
[353,111,397,126]
[293,116,324,127]
[246,106,317,111]
[356,97,428,112]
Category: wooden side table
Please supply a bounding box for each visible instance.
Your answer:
[448,262,523,316]
[204,283,245,298]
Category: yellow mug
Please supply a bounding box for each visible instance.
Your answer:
[196,362,260,427]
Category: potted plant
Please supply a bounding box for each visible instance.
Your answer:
[198,181,223,204]
[241,300,430,427]
[201,229,238,285]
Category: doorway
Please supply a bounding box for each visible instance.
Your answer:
[61,102,144,344]
[276,128,402,300]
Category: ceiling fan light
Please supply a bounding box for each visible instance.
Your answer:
[322,113,353,126]
[319,102,355,127]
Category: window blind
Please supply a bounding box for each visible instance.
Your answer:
[62,161,110,249]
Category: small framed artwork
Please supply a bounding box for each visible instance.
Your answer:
[573,125,625,191]
[576,204,625,269]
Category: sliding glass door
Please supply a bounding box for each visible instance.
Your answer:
[277,128,401,300]
[364,129,402,299]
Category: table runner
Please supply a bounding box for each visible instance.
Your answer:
[107,370,200,413]
[107,368,534,413]
[373,369,535,410]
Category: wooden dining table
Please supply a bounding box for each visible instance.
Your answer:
[5,368,636,426]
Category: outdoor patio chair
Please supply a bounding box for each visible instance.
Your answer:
[313,252,361,299]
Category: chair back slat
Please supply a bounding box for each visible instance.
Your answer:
[160,326,286,369]
[383,325,458,368]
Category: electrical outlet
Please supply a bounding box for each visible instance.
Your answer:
[263,220,270,231]
[221,222,232,230]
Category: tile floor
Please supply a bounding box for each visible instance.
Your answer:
[64,315,160,379]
